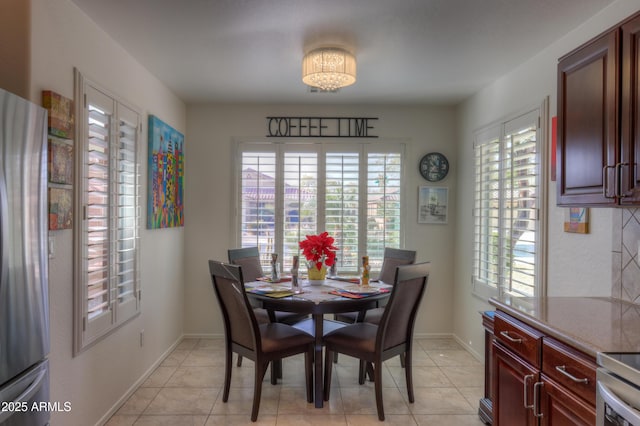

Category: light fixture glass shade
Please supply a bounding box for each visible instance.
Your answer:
[302,48,356,91]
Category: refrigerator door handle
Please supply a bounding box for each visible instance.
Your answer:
[0,368,47,424]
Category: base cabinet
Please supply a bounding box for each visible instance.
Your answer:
[490,311,596,425]
[493,342,539,425]
[539,375,595,425]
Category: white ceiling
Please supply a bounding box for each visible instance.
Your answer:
[71,0,614,105]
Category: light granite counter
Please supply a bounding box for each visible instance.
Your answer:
[489,296,640,357]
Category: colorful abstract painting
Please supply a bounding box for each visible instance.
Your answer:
[147,115,184,228]
[48,187,73,230]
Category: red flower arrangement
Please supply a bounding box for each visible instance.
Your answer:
[299,231,338,270]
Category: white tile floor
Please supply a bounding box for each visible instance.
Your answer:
[106,337,486,425]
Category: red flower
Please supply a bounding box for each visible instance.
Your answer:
[299,232,338,270]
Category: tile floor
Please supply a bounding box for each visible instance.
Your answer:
[105,337,486,425]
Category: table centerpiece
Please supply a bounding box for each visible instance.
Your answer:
[299,231,338,283]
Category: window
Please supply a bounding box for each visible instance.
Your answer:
[74,71,141,353]
[473,106,546,297]
[237,142,404,274]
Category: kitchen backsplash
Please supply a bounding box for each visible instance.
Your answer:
[613,208,640,303]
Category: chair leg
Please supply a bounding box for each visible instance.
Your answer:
[374,361,385,421]
[366,362,375,382]
[400,352,405,368]
[252,361,269,422]
[305,347,314,403]
[223,350,233,402]
[358,359,366,385]
[324,348,334,401]
[237,354,243,367]
[404,350,415,403]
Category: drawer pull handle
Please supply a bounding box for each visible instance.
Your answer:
[533,381,544,418]
[555,365,589,384]
[523,374,535,409]
[500,331,523,343]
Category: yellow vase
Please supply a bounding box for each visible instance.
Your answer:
[307,264,327,280]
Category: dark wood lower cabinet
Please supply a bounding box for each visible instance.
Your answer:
[492,342,539,426]
[478,311,494,424]
[488,310,597,425]
[539,375,596,426]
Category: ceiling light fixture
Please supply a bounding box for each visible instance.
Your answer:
[302,47,356,91]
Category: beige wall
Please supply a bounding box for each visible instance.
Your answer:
[453,0,640,357]
[184,104,457,338]
[29,0,186,425]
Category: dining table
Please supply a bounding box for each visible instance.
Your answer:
[245,277,392,408]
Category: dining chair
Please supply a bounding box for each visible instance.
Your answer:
[323,262,430,421]
[228,247,309,367]
[334,247,417,325]
[208,260,314,422]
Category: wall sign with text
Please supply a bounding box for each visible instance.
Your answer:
[266,116,378,138]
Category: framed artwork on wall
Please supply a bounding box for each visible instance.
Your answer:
[418,186,448,224]
[147,115,185,229]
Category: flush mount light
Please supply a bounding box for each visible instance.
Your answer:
[302,47,356,91]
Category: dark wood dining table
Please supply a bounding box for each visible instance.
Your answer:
[245,278,391,408]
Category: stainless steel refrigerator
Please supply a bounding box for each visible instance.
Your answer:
[0,88,50,426]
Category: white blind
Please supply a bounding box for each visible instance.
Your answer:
[237,142,404,275]
[473,110,540,297]
[366,152,402,270]
[76,73,141,351]
[282,152,318,270]
[326,152,359,271]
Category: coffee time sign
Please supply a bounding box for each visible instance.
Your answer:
[266,116,378,138]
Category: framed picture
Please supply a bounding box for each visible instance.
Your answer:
[418,186,448,224]
[147,115,185,229]
[48,187,73,230]
[564,207,589,233]
[48,138,73,185]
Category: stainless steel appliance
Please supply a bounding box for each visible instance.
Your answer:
[597,352,640,425]
[0,88,50,426]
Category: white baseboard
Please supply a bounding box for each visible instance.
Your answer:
[95,335,185,426]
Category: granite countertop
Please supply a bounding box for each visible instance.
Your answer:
[489,296,640,357]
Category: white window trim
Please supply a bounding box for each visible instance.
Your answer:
[73,69,142,354]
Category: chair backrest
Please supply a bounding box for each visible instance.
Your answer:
[378,248,417,284]
[377,262,430,351]
[228,247,264,282]
[209,260,259,352]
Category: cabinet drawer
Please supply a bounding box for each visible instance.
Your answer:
[542,338,596,405]
[494,311,543,367]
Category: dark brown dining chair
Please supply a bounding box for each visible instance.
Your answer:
[335,247,417,325]
[323,262,430,421]
[228,247,309,366]
[208,260,314,422]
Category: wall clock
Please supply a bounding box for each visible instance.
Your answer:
[419,152,449,182]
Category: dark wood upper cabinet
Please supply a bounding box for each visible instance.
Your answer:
[557,12,640,206]
[620,16,640,204]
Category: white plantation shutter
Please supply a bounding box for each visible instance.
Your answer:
[236,142,404,276]
[473,126,501,289]
[473,108,542,297]
[282,151,318,271]
[325,152,359,272]
[75,72,141,352]
[366,151,402,271]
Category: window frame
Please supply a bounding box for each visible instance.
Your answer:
[472,100,548,299]
[232,139,406,275]
[73,69,142,354]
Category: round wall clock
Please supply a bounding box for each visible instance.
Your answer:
[419,152,449,182]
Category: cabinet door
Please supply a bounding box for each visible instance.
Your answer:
[557,29,619,206]
[539,375,596,425]
[492,341,538,426]
[621,15,640,203]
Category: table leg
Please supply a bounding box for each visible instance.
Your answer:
[313,313,324,408]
